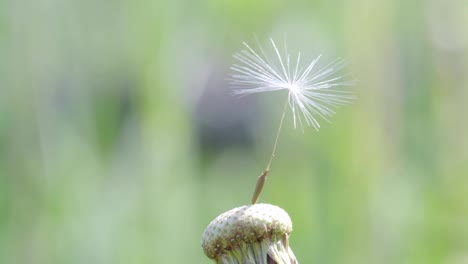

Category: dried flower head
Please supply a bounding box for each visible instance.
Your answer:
[229,38,354,130]
[202,203,297,264]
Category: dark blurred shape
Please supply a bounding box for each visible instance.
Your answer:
[194,62,258,160]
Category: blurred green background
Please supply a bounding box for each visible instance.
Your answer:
[1,0,468,263]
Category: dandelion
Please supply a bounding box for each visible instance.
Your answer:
[229,38,354,204]
[200,38,354,264]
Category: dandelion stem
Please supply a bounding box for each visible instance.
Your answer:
[267,98,288,171]
[251,98,289,204]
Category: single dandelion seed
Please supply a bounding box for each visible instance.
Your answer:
[228,38,354,204]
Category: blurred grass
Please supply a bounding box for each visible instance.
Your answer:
[1,0,468,263]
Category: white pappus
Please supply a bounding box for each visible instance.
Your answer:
[228,38,354,130]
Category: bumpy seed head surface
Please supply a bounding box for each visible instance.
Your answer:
[201,203,292,259]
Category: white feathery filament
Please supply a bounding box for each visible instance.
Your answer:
[229,38,354,130]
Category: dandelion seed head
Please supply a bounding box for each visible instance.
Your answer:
[229,38,354,130]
